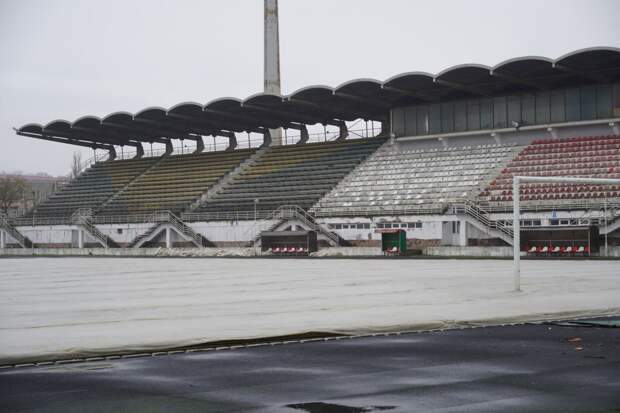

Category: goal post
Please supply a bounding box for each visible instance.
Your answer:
[512,175,620,292]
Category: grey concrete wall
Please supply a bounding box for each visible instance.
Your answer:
[312,247,383,257]
[0,248,163,257]
[424,246,514,257]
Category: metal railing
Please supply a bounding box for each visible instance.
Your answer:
[268,205,341,245]
[0,213,32,248]
[135,210,208,247]
[312,205,446,217]
[9,210,272,226]
[451,200,514,240]
[76,127,383,174]
[71,208,112,248]
[480,199,620,213]
[182,210,274,222]
[10,196,620,229]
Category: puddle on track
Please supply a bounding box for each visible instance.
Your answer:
[286,402,395,413]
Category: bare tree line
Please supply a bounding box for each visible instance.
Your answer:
[1,151,83,216]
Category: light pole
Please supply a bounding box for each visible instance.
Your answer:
[604,197,608,257]
[31,190,36,251]
[254,198,259,223]
[254,198,259,256]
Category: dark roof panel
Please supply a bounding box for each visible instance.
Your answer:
[167,102,203,116]
[44,120,72,132]
[16,47,620,149]
[334,78,382,95]
[556,47,620,70]
[73,116,102,129]
[102,112,133,124]
[205,97,243,112]
[243,92,283,107]
[18,123,43,134]
[134,107,167,121]
[435,64,492,84]
[288,85,334,101]
[383,71,435,90]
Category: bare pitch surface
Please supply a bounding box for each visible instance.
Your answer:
[2,323,619,412]
[0,258,618,363]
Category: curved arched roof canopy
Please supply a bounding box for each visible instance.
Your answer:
[16,47,620,149]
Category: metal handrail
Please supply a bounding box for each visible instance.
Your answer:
[71,208,110,248]
[136,210,205,246]
[77,128,381,173]
[1,214,31,248]
[10,196,620,228]
[269,205,340,245]
[481,200,620,213]
[452,200,514,239]
[313,205,446,217]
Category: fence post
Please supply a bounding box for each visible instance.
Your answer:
[512,176,521,292]
[165,227,172,249]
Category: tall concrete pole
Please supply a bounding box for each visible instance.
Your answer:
[264,0,282,145]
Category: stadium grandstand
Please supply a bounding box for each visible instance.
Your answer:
[2,47,620,254]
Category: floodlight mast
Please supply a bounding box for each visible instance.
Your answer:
[512,175,620,292]
[264,0,282,145]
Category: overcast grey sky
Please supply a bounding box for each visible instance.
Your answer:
[1,0,618,176]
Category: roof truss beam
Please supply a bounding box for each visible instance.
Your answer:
[332,91,391,110]
[242,103,342,127]
[489,70,548,91]
[381,85,439,102]
[71,125,167,146]
[552,63,611,83]
[204,108,281,130]
[434,78,492,97]
[287,97,382,122]
[16,131,114,150]
[98,122,172,144]
[167,112,263,135]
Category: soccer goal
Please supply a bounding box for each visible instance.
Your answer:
[512,175,620,292]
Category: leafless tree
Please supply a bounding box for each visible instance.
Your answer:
[0,176,27,215]
[70,152,83,180]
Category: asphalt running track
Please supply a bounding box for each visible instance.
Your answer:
[1,321,619,413]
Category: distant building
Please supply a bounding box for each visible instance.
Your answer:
[1,173,67,217]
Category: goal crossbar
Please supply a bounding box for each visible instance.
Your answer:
[512,175,620,292]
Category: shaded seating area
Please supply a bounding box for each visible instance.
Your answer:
[479,135,620,205]
[526,244,590,256]
[195,138,386,215]
[522,226,599,256]
[28,157,158,218]
[262,230,317,255]
[96,149,255,216]
[314,143,517,215]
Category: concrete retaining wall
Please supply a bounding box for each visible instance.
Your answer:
[603,246,620,257]
[0,248,163,257]
[312,247,383,257]
[3,246,617,258]
[424,246,514,257]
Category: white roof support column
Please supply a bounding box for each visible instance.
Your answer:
[264,0,282,145]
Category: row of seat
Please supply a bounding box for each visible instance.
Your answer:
[479,135,620,205]
[28,157,158,218]
[268,246,310,255]
[96,149,254,215]
[530,135,618,145]
[195,138,386,214]
[314,143,518,213]
[526,245,590,255]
